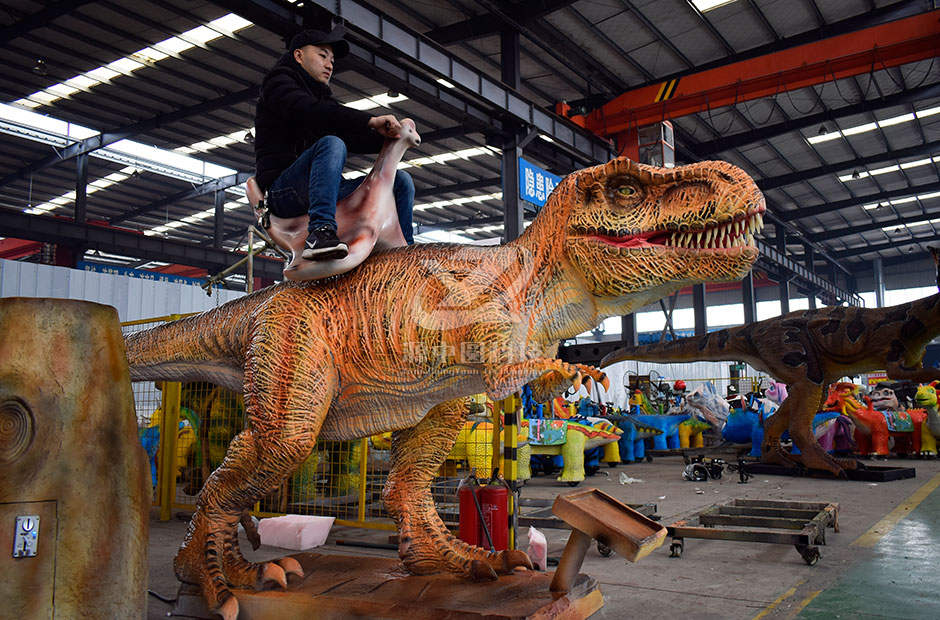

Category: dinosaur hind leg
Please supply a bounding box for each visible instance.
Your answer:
[384,398,532,580]
[175,322,336,618]
[785,384,854,477]
[760,401,794,467]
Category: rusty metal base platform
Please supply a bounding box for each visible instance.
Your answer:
[667,499,839,566]
[172,553,603,620]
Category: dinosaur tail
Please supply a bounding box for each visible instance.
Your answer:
[600,326,756,368]
[124,286,277,391]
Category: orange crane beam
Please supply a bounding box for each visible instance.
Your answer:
[570,10,940,141]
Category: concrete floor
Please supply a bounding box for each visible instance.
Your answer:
[146,455,940,620]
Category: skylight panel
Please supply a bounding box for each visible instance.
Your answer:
[158,37,196,55]
[691,0,737,11]
[14,13,253,109]
[881,217,940,234]
[343,93,410,111]
[185,25,224,45]
[809,104,940,145]
[839,156,940,182]
[133,47,169,63]
[209,14,253,33]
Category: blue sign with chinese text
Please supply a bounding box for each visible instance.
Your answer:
[77,261,215,287]
[519,158,562,208]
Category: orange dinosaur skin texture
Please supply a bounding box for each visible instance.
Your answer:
[124,157,764,618]
[602,283,940,478]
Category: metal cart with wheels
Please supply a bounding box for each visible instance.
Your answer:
[666,498,839,565]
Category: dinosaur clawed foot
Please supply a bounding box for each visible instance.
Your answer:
[469,549,533,581]
[760,444,797,467]
[397,518,533,581]
[175,513,306,619]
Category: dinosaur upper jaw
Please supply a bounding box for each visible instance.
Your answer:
[574,205,764,253]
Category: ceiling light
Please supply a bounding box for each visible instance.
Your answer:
[32,59,48,76]
[817,125,828,136]
[244,130,254,144]
[852,170,860,179]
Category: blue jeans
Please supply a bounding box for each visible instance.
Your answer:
[266,135,414,244]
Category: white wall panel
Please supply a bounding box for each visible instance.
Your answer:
[0,259,246,321]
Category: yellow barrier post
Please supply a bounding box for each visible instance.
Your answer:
[358,437,369,524]
[502,393,520,550]
[158,380,183,521]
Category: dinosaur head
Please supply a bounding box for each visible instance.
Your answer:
[915,382,938,408]
[524,157,764,304]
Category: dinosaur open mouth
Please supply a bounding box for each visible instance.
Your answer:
[586,208,765,251]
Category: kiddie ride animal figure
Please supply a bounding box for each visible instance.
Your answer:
[517,416,622,485]
[124,156,764,618]
[913,381,940,455]
[851,383,926,458]
[602,245,940,478]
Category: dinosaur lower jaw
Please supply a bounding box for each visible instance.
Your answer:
[579,207,764,252]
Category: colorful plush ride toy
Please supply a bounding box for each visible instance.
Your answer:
[914,382,940,456]
[517,417,622,485]
[831,382,926,457]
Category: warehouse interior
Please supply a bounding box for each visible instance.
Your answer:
[2,1,940,619]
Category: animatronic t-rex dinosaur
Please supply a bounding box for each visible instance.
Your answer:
[124,157,764,619]
[601,247,940,477]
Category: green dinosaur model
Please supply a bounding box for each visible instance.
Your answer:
[124,157,764,619]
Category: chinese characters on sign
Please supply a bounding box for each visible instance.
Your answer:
[77,261,216,287]
[518,157,562,208]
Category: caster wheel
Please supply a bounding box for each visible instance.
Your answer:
[669,541,683,558]
[607,462,618,468]
[796,545,820,566]
[597,542,612,557]
[566,481,580,487]
[645,455,653,462]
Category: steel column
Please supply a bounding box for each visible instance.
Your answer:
[75,153,88,224]
[874,258,886,308]
[214,190,225,249]
[741,271,757,325]
[693,283,706,337]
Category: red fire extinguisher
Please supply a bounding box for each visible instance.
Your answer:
[457,475,509,551]
[458,478,482,546]
[479,480,508,551]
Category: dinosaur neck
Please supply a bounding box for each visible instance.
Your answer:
[507,208,609,345]
[508,205,693,346]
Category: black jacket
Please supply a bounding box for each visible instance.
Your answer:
[254,52,383,193]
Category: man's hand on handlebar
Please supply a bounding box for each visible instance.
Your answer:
[369,115,402,138]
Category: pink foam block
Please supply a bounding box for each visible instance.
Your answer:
[257,515,335,551]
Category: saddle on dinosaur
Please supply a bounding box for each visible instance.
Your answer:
[246,118,422,282]
[124,156,764,619]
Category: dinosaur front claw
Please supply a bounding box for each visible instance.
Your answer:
[502,548,534,572]
[262,562,288,589]
[277,557,304,580]
[571,371,583,391]
[217,595,239,620]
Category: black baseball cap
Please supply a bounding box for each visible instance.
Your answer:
[289,28,350,58]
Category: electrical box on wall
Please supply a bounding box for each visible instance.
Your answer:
[638,121,675,168]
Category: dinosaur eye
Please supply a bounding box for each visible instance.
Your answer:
[617,185,636,196]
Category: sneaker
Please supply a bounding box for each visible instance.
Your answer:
[302,226,348,261]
